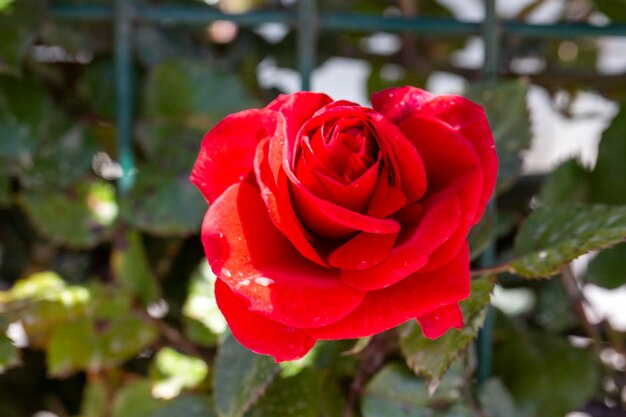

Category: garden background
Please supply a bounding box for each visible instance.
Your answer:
[1,0,626,416]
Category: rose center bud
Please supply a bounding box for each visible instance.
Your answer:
[325,124,378,183]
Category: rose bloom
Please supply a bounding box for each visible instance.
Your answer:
[191,87,497,361]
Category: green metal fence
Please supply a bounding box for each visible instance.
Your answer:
[49,0,626,382]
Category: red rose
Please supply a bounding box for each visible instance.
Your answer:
[191,87,497,361]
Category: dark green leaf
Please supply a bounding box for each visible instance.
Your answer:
[244,369,343,417]
[591,101,626,205]
[19,181,117,248]
[538,159,591,206]
[400,275,495,390]
[0,173,9,206]
[214,332,280,417]
[594,0,626,22]
[511,204,626,277]
[135,122,205,171]
[468,213,494,261]
[111,380,165,417]
[143,59,259,129]
[0,75,51,161]
[466,79,531,194]
[534,279,578,332]
[478,378,523,417]
[77,59,116,120]
[494,331,598,417]
[111,231,160,305]
[361,363,472,417]
[0,332,20,373]
[585,243,626,289]
[0,0,45,74]
[120,163,205,236]
[152,395,217,417]
[21,124,99,189]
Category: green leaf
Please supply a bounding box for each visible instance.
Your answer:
[214,332,280,417]
[5,273,157,376]
[591,101,626,205]
[244,369,343,417]
[111,231,160,305]
[399,275,495,390]
[80,380,107,417]
[594,0,626,22]
[494,331,598,417]
[120,163,205,236]
[47,303,158,376]
[136,122,204,171]
[538,159,591,206]
[361,363,472,417]
[19,181,118,248]
[534,279,578,332]
[0,332,20,373]
[585,243,626,289]
[152,395,217,417]
[0,75,51,161]
[143,59,259,128]
[20,123,100,190]
[182,262,227,345]
[510,204,626,277]
[77,59,116,120]
[112,380,165,417]
[468,213,494,261]
[466,79,531,194]
[478,378,523,417]
[0,0,45,74]
[0,173,9,206]
[1,272,91,345]
[151,347,209,400]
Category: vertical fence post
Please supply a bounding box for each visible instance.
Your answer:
[115,0,135,194]
[477,0,498,384]
[297,0,317,91]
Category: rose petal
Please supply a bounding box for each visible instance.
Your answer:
[307,244,471,340]
[266,92,333,160]
[398,115,483,220]
[328,231,399,270]
[369,114,427,203]
[367,167,408,218]
[372,86,497,224]
[416,303,463,339]
[190,109,277,203]
[202,181,366,328]
[296,148,381,213]
[285,161,401,238]
[215,279,315,362]
[255,138,326,266]
[340,189,461,291]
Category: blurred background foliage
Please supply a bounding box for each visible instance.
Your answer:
[1,0,626,416]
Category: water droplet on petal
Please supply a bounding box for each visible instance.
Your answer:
[254,277,273,287]
[221,268,232,278]
[236,279,251,288]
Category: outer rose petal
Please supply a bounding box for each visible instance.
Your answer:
[308,245,470,340]
[215,279,315,362]
[372,86,497,223]
[416,303,463,339]
[255,137,327,266]
[339,189,461,291]
[266,91,333,159]
[201,181,366,328]
[190,109,277,203]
